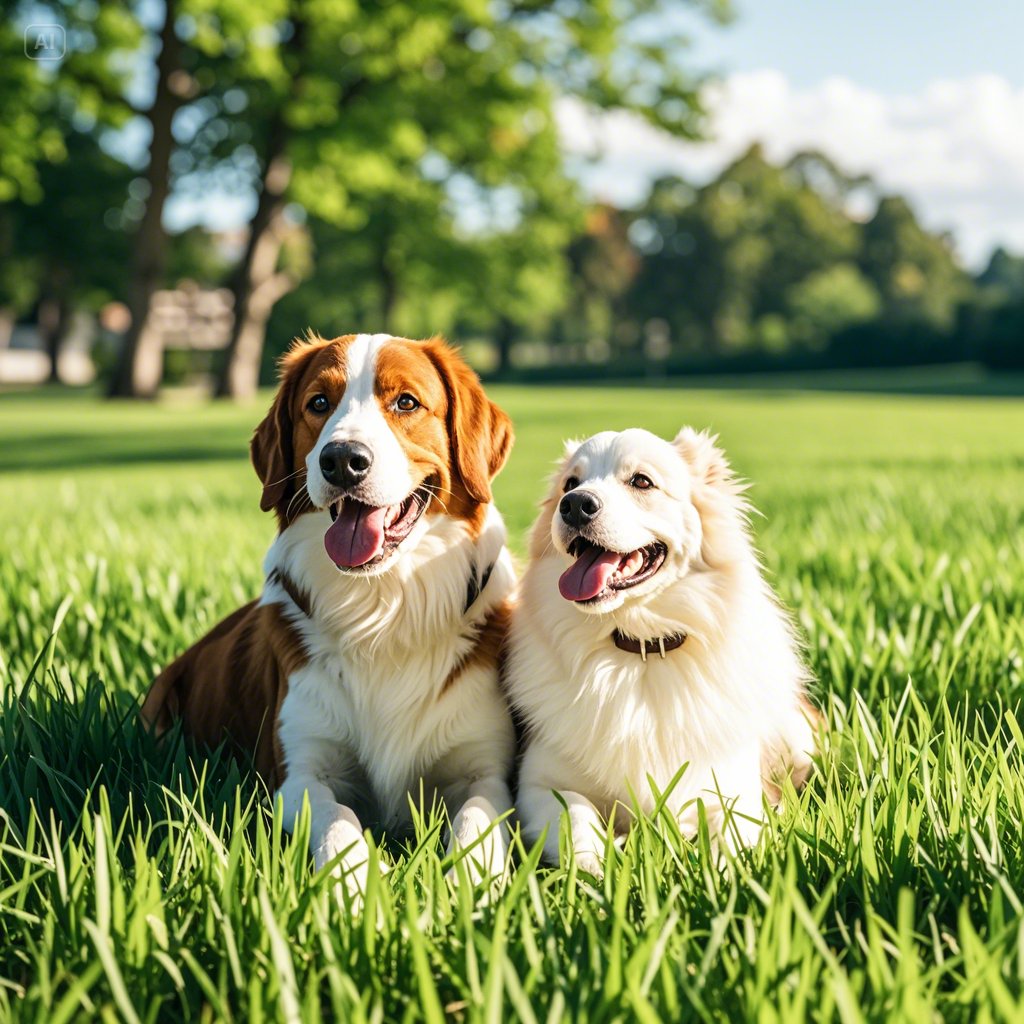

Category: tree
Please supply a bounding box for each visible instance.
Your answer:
[785,263,880,350]
[0,0,137,345]
[213,0,729,398]
[15,130,132,379]
[628,146,859,352]
[977,247,1024,301]
[99,0,284,397]
[554,204,642,360]
[859,195,969,331]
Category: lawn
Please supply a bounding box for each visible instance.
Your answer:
[1,382,1023,1021]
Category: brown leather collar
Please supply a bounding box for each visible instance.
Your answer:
[612,630,687,660]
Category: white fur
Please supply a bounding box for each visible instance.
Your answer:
[305,333,417,513]
[507,427,816,872]
[268,334,516,897]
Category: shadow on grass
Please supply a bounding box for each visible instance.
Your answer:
[488,362,1024,398]
[0,435,245,473]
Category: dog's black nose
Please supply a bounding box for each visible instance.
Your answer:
[559,489,602,529]
[319,441,373,489]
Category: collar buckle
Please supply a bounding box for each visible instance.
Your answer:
[611,629,687,659]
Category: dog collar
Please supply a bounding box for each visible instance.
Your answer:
[612,630,687,661]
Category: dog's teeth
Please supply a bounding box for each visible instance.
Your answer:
[618,550,644,579]
[385,503,402,528]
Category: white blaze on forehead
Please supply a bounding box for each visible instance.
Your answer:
[305,333,417,508]
[339,333,392,410]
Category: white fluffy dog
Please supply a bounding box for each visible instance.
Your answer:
[506,426,818,873]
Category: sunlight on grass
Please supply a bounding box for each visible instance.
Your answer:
[0,385,1022,1019]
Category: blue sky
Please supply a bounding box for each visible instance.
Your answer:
[689,0,1023,92]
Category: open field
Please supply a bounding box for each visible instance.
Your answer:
[1,383,1023,1021]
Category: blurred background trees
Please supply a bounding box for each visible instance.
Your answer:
[0,0,1021,396]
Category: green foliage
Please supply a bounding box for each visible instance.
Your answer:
[627,147,864,354]
[11,129,133,311]
[977,247,1024,301]
[1,383,1023,1019]
[260,0,714,368]
[2,0,1020,381]
[786,263,881,350]
[859,196,970,330]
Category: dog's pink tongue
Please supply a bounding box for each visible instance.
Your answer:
[324,501,387,568]
[558,546,622,602]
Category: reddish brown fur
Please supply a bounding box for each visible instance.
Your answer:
[441,600,513,695]
[142,334,513,783]
[140,597,300,785]
[250,334,512,534]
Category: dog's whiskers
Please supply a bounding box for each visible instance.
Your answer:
[419,482,451,515]
[266,467,308,489]
[286,486,313,522]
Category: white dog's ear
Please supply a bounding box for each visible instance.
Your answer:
[673,427,733,490]
[674,427,751,568]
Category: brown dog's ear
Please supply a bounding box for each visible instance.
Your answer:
[251,337,325,517]
[425,338,513,504]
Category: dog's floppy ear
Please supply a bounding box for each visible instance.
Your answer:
[425,337,513,504]
[251,336,326,518]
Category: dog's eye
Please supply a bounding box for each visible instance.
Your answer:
[395,393,420,412]
[563,476,579,493]
[630,473,655,490]
[307,394,330,415]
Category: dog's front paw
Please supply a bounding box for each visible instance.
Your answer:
[572,845,606,879]
[313,812,387,911]
[446,804,509,893]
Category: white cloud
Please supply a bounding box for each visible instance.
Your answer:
[556,71,1024,268]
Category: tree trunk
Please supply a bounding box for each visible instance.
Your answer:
[217,271,296,400]
[495,316,516,375]
[213,139,293,400]
[213,19,385,400]
[108,0,181,398]
[0,308,13,349]
[214,14,308,401]
[38,294,72,382]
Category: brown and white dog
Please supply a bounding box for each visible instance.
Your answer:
[142,333,517,893]
[506,427,817,874]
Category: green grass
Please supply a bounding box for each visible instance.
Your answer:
[1,383,1023,1021]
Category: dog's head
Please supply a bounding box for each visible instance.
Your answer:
[251,333,512,574]
[542,426,749,613]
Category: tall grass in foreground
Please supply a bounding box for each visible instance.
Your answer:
[0,386,1022,1020]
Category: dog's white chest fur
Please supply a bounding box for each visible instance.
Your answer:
[268,507,515,830]
[511,558,780,810]
[281,649,480,825]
